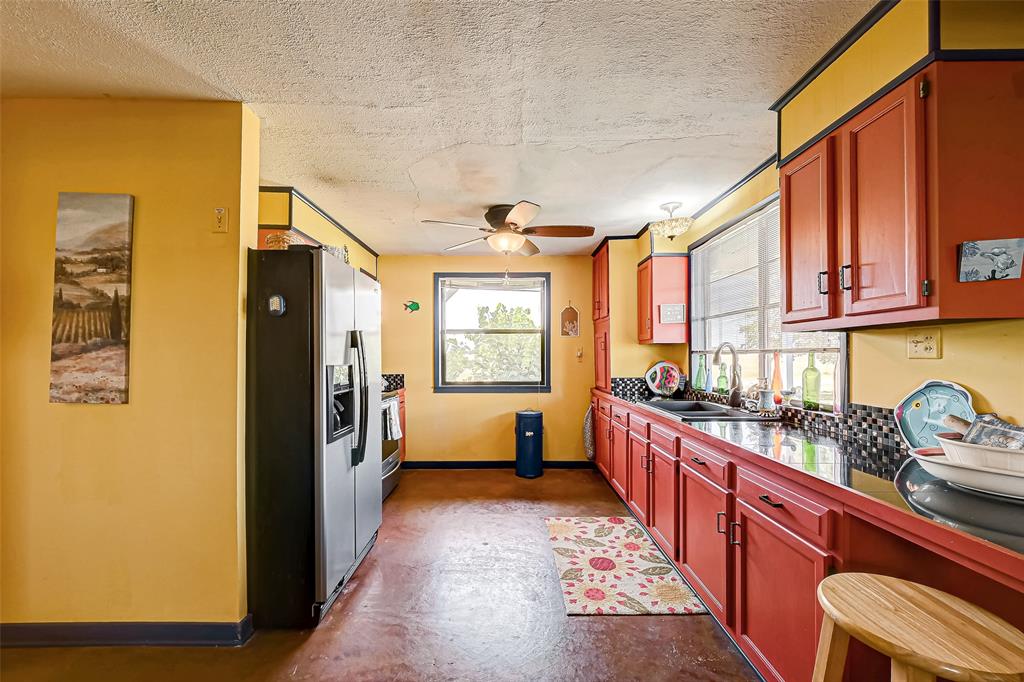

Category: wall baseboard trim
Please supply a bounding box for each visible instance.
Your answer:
[403,460,594,470]
[0,614,254,648]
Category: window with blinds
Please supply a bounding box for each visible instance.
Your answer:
[690,201,843,408]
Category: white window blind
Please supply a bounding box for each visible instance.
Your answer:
[690,201,843,407]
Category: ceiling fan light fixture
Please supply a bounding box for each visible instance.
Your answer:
[486,231,526,253]
[651,201,694,241]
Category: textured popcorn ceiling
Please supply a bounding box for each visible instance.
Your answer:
[1,0,872,255]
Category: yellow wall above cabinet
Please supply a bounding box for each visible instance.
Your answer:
[940,0,1024,49]
[778,0,929,158]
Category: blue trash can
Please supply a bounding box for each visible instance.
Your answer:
[515,410,543,478]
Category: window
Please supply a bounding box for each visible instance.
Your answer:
[434,272,550,393]
[689,201,845,409]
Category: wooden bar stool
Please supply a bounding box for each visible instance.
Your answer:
[812,573,1024,682]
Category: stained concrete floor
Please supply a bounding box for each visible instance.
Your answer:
[1,469,757,681]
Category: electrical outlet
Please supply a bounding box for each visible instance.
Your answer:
[212,207,228,233]
[907,328,941,359]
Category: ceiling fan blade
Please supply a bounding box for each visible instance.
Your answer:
[422,219,489,231]
[444,237,487,252]
[521,225,595,238]
[505,200,540,228]
[517,238,540,256]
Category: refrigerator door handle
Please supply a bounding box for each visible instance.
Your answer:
[350,330,369,465]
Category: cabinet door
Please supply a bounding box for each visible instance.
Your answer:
[627,432,650,525]
[733,500,832,682]
[637,259,653,342]
[398,396,407,461]
[648,444,679,560]
[840,76,926,316]
[781,137,835,323]
[678,463,731,625]
[610,421,629,500]
[593,244,609,321]
[595,412,611,480]
[593,317,610,391]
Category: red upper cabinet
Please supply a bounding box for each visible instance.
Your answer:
[593,243,609,321]
[637,255,688,344]
[840,76,926,316]
[594,317,610,392]
[780,137,835,324]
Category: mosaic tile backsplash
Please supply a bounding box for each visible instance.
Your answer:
[382,373,405,391]
[611,378,909,479]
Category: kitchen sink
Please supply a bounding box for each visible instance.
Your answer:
[638,399,781,422]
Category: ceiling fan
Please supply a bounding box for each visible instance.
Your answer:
[422,201,596,255]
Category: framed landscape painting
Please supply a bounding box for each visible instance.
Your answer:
[50,192,134,404]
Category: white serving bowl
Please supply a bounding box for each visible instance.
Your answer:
[910,449,1024,500]
[935,433,1024,473]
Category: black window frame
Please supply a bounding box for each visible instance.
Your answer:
[433,271,551,394]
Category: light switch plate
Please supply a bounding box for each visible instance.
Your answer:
[907,328,941,359]
[213,207,228,233]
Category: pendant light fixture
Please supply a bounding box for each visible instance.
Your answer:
[650,202,694,240]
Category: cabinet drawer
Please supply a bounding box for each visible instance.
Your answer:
[598,399,612,417]
[736,468,834,548]
[611,404,629,427]
[649,424,679,457]
[628,411,651,438]
[679,438,730,488]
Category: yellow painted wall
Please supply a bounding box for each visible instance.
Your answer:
[1,99,258,623]
[779,0,929,157]
[940,0,1024,49]
[378,255,593,461]
[257,190,290,224]
[677,165,780,251]
[290,198,377,277]
[851,321,1024,423]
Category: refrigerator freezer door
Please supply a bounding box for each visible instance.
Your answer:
[353,270,383,556]
[315,252,357,602]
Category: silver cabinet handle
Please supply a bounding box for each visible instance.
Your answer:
[839,264,853,291]
[716,512,726,535]
[817,271,829,295]
[728,521,741,546]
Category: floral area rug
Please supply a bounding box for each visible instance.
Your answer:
[543,516,707,616]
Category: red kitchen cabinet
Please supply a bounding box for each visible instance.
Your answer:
[593,317,610,392]
[780,137,835,324]
[610,420,629,500]
[627,431,650,525]
[595,411,611,480]
[732,500,832,682]
[839,75,926,317]
[593,243,609,321]
[397,389,407,461]
[637,255,688,344]
[648,443,679,560]
[678,461,732,626]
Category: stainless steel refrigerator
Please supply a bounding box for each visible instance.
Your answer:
[246,245,382,629]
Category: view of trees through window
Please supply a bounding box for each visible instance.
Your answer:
[690,202,843,408]
[437,275,547,388]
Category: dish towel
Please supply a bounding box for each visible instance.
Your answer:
[382,398,403,440]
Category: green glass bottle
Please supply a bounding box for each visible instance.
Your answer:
[802,352,821,410]
[694,355,706,393]
[716,362,729,394]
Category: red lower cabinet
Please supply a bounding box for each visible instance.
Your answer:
[610,421,629,500]
[733,500,832,682]
[678,462,732,626]
[626,432,650,525]
[648,444,679,560]
[595,412,611,480]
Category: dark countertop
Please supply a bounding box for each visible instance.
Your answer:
[630,401,1024,554]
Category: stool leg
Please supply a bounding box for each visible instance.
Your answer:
[812,614,850,682]
[891,660,936,682]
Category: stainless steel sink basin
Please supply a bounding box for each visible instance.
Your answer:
[639,399,781,422]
